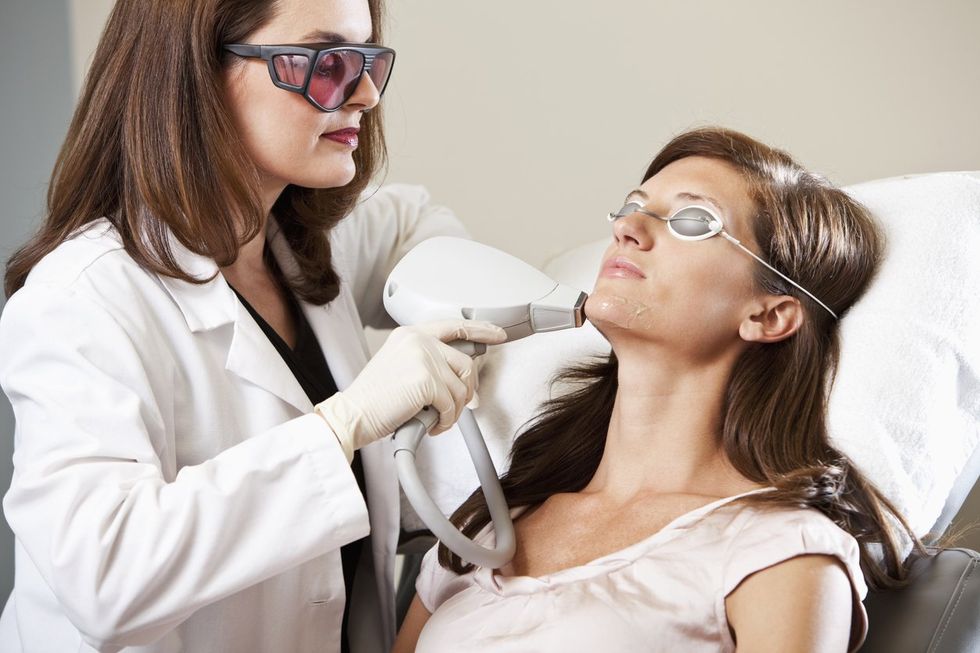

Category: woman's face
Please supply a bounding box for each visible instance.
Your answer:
[224,0,377,195]
[588,156,764,359]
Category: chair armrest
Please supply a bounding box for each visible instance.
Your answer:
[861,548,980,652]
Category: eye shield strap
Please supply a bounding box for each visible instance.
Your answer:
[716,230,839,319]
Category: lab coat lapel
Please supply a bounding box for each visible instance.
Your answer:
[224,299,313,415]
[155,225,312,415]
[264,221,367,394]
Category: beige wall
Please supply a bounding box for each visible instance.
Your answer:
[381,0,980,266]
[68,0,116,99]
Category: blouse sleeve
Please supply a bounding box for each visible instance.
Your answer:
[414,543,476,614]
[721,507,869,652]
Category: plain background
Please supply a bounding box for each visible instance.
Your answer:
[1,0,978,605]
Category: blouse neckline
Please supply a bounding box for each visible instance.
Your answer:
[473,487,773,596]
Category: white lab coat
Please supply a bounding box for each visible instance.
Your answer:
[0,184,467,653]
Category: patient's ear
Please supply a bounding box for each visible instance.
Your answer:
[738,296,804,343]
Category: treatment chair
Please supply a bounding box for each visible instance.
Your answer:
[393,171,980,651]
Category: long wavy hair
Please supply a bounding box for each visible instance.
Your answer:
[441,127,925,590]
[4,0,387,303]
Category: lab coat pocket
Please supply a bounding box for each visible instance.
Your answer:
[301,549,348,606]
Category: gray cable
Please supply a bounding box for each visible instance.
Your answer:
[393,407,516,569]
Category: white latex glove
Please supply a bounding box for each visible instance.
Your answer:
[315,320,507,461]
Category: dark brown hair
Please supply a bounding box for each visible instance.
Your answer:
[442,127,926,590]
[4,0,387,303]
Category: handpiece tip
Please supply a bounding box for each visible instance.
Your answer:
[575,292,589,327]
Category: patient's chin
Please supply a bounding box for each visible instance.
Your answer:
[585,293,657,335]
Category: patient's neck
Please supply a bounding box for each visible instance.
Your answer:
[583,350,758,503]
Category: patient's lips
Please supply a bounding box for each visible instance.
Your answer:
[601,256,646,279]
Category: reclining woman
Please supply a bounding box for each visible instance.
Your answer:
[393,127,923,652]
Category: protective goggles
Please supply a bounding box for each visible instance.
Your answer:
[224,42,395,112]
[608,201,838,318]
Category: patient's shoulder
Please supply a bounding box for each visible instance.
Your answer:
[718,504,869,652]
[725,503,858,553]
[719,503,868,600]
[414,542,478,614]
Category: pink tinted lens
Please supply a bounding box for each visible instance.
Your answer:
[271,54,309,87]
[308,50,364,110]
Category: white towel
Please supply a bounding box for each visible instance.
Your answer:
[400,172,980,538]
[828,172,980,535]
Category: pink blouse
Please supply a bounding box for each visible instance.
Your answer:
[415,490,868,652]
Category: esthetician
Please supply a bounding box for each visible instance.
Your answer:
[0,0,503,651]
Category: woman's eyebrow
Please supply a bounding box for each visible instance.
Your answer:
[625,189,648,201]
[300,29,345,42]
[675,191,723,213]
[300,29,373,43]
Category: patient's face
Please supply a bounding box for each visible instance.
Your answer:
[588,156,762,358]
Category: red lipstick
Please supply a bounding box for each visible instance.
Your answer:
[321,127,359,147]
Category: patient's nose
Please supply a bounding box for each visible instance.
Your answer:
[613,211,654,250]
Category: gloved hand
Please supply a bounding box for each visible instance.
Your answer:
[315,320,507,461]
